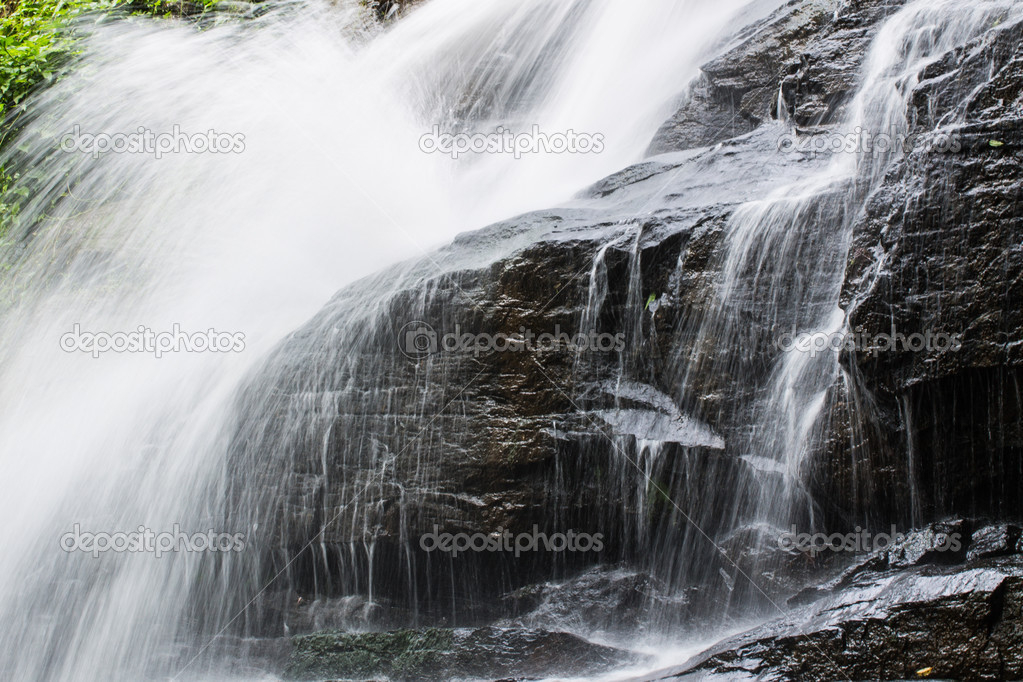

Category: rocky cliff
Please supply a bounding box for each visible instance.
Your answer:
[220,0,1023,677]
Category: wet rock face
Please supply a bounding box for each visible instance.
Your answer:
[845,19,1023,382]
[224,0,1023,647]
[639,523,1023,682]
[282,626,649,681]
[648,0,908,154]
[369,0,421,21]
[226,128,832,631]
[815,17,1023,527]
[497,565,688,639]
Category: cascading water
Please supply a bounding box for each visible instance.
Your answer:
[1,0,1020,679]
[0,0,775,679]
[655,0,1023,620]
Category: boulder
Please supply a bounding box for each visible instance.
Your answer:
[638,524,1023,681]
[283,626,649,681]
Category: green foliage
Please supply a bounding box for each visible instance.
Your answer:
[1,0,220,118]
[1,0,114,118]
[0,161,24,233]
[128,0,219,21]
[0,0,103,239]
[0,0,222,238]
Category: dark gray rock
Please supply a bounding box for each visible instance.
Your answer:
[648,0,908,154]
[646,74,760,155]
[636,531,1023,681]
[884,519,970,569]
[223,127,833,633]
[813,14,1023,528]
[969,524,1023,562]
[497,564,686,639]
[282,626,648,681]
[217,0,1023,663]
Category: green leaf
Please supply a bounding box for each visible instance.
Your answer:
[645,293,657,311]
[989,140,1005,148]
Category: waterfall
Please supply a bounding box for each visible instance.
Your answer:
[0,0,1019,679]
[0,0,770,679]
[661,0,1023,617]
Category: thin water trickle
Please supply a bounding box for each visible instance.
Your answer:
[659,0,1023,617]
[0,0,766,679]
[0,0,1019,679]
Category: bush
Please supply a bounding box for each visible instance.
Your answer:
[0,0,220,237]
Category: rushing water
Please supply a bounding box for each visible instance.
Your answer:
[0,0,1020,679]
[0,0,772,679]
[654,0,1023,620]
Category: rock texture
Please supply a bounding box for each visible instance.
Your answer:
[814,11,1023,529]
[648,0,908,154]
[283,626,647,681]
[637,523,1023,681]
[220,2,1023,677]
[226,127,833,631]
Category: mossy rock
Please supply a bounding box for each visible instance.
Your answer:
[283,626,645,681]
[284,628,453,680]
